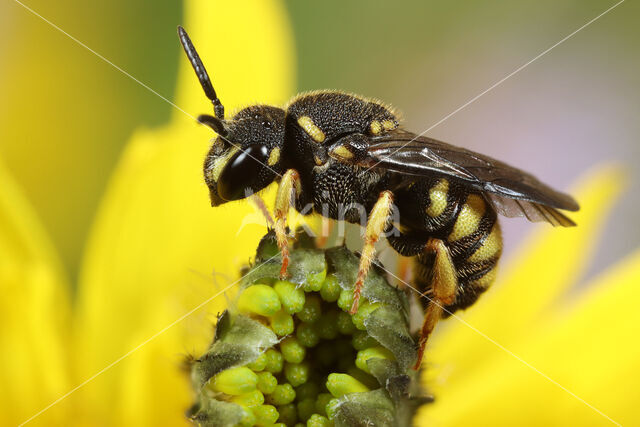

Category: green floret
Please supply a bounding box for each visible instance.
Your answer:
[295,322,320,348]
[247,352,267,371]
[238,284,281,317]
[336,288,354,312]
[256,371,277,395]
[319,274,341,302]
[351,301,382,330]
[307,414,332,427]
[280,336,306,364]
[351,330,380,351]
[284,362,310,387]
[264,348,284,374]
[268,383,296,406]
[326,373,370,398]
[270,310,295,336]
[274,280,306,314]
[335,311,357,335]
[303,268,326,292]
[208,367,257,395]
[252,404,279,425]
[296,294,322,323]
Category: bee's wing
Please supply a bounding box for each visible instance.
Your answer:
[361,129,579,227]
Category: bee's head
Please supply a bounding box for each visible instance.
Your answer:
[202,106,285,206]
[178,26,285,206]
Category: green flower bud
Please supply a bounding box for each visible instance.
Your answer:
[303,268,326,292]
[336,289,354,312]
[231,389,265,407]
[296,294,321,323]
[352,301,382,330]
[307,414,332,427]
[268,383,296,405]
[319,274,341,302]
[325,398,341,420]
[264,348,284,374]
[284,362,310,387]
[295,322,319,348]
[239,407,257,427]
[335,311,357,335]
[209,367,258,395]
[280,336,306,364]
[270,310,294,336]
[351,330,380,350]
[274,280,306,314]
[252,404,279,426]
[247,352,268,372]
[277,403,298,425]
[238,284,281,317]
[256,371,278,395]
[326,373,370,398]
[356,346,395,375]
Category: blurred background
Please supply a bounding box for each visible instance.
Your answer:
[1,0,637,287]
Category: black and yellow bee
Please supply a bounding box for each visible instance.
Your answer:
[178,27,579,368]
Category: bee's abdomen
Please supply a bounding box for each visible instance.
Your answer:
[443,193,502,312]
[389,179,502,313]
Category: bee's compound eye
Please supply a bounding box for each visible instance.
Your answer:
[217,144,270,201]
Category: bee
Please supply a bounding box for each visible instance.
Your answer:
[178,27,579,368]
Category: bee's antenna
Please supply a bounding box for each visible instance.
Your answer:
[198,114,228,137]
[178,26,225,120]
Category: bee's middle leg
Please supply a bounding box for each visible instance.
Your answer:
[274,169,302,279]
[349,190,394,314]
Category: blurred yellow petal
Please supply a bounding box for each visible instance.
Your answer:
[420,247,640,426]
[73,0,295,425]
[0,2,180,274]
[428,165,624,388]
[0,160,71,425]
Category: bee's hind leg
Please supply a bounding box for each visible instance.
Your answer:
[349,191,394,314]
[274,169,302,279]
[414,238,458,370]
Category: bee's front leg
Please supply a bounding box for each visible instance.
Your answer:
[274,169,302,279]
[349,191,394,314]
[414,238,458,370]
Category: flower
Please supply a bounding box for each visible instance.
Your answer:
[2,1,639,427]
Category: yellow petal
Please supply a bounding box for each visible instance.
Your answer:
[0,160,71,425]
[428,165,624,390]
[0,2,181,273]
[420,247,640,426]
[74,0,295,424]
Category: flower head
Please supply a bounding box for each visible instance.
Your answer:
[187,232,427,426]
